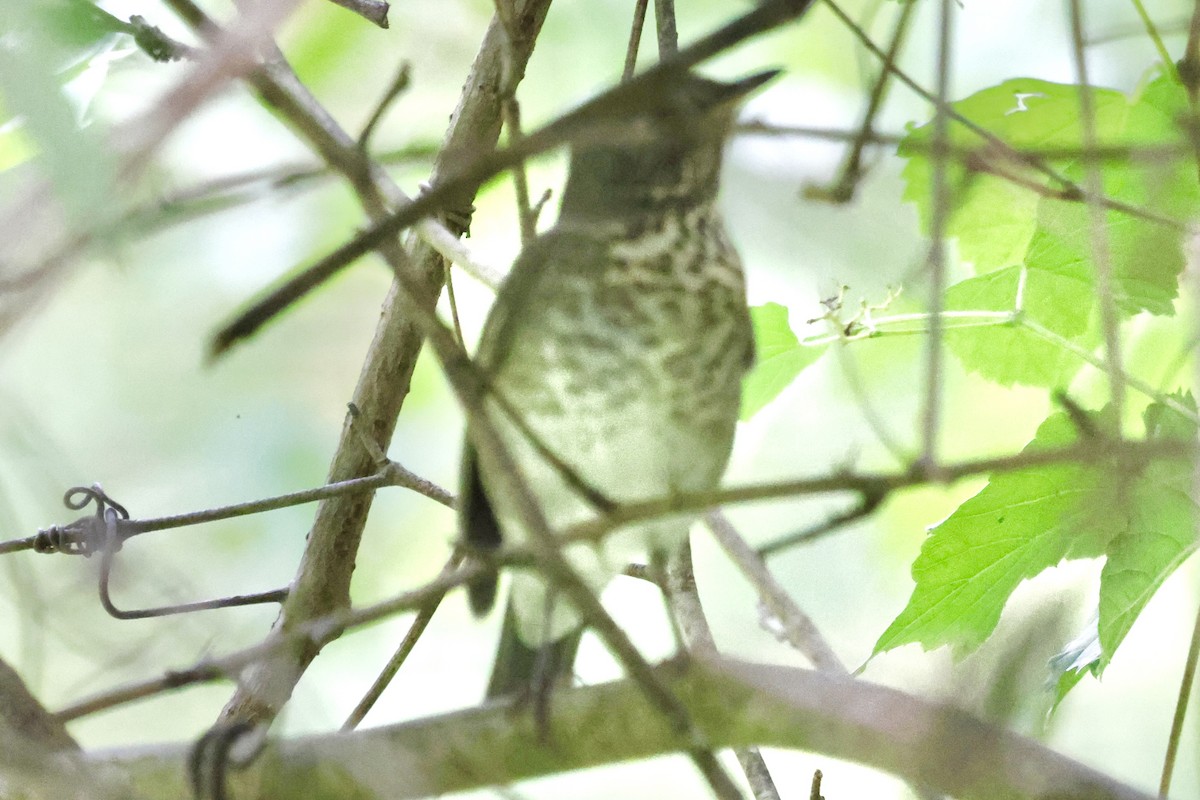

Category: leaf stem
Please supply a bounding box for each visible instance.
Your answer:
[1128,0,1177,80]
[1159,600,1200,797]
[1020,319,1199,424]
[797,305,1199,426]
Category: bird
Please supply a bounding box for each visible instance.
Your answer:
[459,68,776,698]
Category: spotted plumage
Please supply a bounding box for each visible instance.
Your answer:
[460,70,775,697]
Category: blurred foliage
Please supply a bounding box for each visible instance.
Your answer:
[0,0,121,218]
[1,0,1199,796]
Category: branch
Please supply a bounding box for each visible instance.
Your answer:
[704,512,845,673]
[211,0,819,355]
[0,656,76,752]
[190,1,553,736]
[666,541,784,800]
[68,658,1156,800]
[562,435,1192,549]
[323,0,388,29]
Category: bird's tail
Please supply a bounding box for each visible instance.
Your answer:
[486,600,584,699]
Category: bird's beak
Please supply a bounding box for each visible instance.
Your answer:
[720,69,782,103]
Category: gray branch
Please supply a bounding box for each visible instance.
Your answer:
[28,658,1154,800]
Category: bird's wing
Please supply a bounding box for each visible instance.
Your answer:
[460,228,607,614]
[472,229,607,372]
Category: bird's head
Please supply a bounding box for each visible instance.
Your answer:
[559,70,778,222]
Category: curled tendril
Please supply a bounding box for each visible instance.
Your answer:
[64,485,130,519]
[31,484,128,557]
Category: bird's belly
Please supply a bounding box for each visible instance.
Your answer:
[481,335,741,559]
[473,224,751,643]
[479,377,734,643]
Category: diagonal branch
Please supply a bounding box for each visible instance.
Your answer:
[150,0,555,735]
[211,0,819,355]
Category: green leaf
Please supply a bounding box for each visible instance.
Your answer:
[874,409,1111,658]
[944,264,1094,387]
[1097,396,1199,667]
[740,302,826,420]
[910,74,1200,388]
[900,78,1128,274]
[875,395,1195,663]
[1048,395,1199,705]
[944,177,1039,274]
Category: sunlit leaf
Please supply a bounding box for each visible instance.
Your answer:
[874,409,1111,657]
[875,395,1195,665]
[900,78,1128,274]
[740,302,826,420]
[944,264,1094,387]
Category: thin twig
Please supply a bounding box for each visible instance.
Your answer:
[358,61,411,148]
[740,120,1200,167]
[559,435,1193,547]
[623,0,651,80]
[918,0,955,471]
[494,0,538,245]
[1159,600,1200,797]
[54,562,486,722]
[809,0,916,203]
[342,551,465,731]
[654,0,678,58]
[705,512,846,674]
[1127,0,1176,79]
[1068,0,1126,435]
[757,495,880,558]
[0,463,450,556]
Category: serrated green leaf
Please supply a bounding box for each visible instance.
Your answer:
[900,79,1128,274]
[900,80,1117,390]
[1097,395,1198,667]
[944,264,1093,387]
[740,302,826,420]
[908,74,1200,389]
[876,394,1198,674]
[874,410,1111,658]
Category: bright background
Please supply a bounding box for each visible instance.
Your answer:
[0,0,1197,797]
